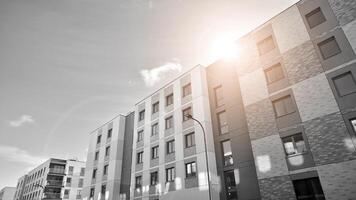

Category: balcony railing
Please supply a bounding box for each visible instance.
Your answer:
[49,168,65,174]
[46,180,63,187]
[43,193,61,199]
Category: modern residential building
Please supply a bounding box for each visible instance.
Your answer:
[82,113,134,200]
[0,187,16,200]
[14,158,85,200]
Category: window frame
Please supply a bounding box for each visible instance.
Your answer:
[257,35,276,56]
[332,71,356,97]
[107,128,112,139]
[281,133,308,157]
[317,36,342,60]
[166,93,174,106]
[152,102,159,114]
[182,107,192,122]
[103,164,109,176]
[214,85,224,107]
[165,116,173,129]
[151,123,159,136]
[135,176,142,189]
[150,171,158,186]
[166,167,175,182]
[222,140,234,167]
[185,132,195,148]
[264,63,285,84]
[305,7,326,29]
[96,135,102,144]
[137,151,143,164]
[151,146,159,159]
[166,140,175,154]
[105,146,110,157]
[272,95,296,118]
[138,110,145,121]
[137,130,144,142]
[185,162,197,178]
[182,83,192,97]
[217,111,229,135]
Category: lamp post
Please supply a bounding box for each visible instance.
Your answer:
[184,114,212,200]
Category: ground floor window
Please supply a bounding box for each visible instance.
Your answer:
[292,177,325,200]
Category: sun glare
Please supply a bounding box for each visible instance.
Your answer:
[210,33,240,61]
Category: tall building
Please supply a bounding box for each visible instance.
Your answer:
[14,158,85,200]
[0,187,16,200]
[82,113,134,200]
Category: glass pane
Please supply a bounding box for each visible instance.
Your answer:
[294,134,306,154]
[273,99,286,117]
[306,7,326,28]
[333,72,356,97]
[318,36,341,59]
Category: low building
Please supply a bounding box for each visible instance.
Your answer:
[0,187,16,200]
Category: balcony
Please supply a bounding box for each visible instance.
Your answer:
[43,193,61,199]
[48,168,65,175]
[46,180,63,187]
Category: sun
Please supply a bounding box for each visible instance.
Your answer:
[210,33,240,61]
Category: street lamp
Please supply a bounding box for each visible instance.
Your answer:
[184,114,212,200]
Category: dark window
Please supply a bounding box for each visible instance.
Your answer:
[137,130,144,142]
[282,133,307,156]
[224,171,238,200]
[332,72,356,97]
[97,135,101,144]
[68,166,74,175]
[165,116,173,129]
[150,171,158,186]
[64,189,70,195]
[151,123,159,136]
[92,169,97,179]
[292,177,325,200]
[265,63,285,84]
[101,185,106,195]
[137,152,143,164]
[105,146,110,157]
[214,85,224,107]
[318,36,341,59]
[166,93,174,106]
[305,7,326,29]
[166,167,175,182]
[185,162,197,178]
[185,132,195,148]
[66,177,72,183]
[135,176,142,188]
[94,151,99,161]
[272,95,296,117]
[139,110,145,121]
[151,146,159,159]
[257,36,275,55]
[80,168,85,176]
[182,107,192,121]
[152,102,159,114]
[107,128,112,139]
[103,164,108,175]
[218,111,229,134]
[166,140,175,154]
[182,83,192,97]
[222,140,234,166]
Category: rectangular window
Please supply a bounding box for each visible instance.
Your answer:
[137,152,143,164]
[139,110,145,121]
[68,166,74,175]
[165,116,173,129]
[151,146,159,159]
[218,111,229,134]
[101,185,106,195]
[166,167,175,182]
[265,63,285,84]
[222,140,233,166]
[103,164,109,175]
[151,123,159,136]
[78,179,83,187]
[80,168,85,176]
[107,128,112,139]
[105,146,110,157]
[292,177,325,200]
[305,7,326,29]
[66,177,72,184]
[166,140,175,154]
[257,36,275,55]
[182,83,192,97]
[272,95,296,117]
[282,133,307,156]
[97,135,101,144]
[185,132,195,148]
[137,130,144,142]
[90,188,95,198]
[64,189,70,196]
[185,162,197,178]
[92,169,97,179]
[166,93,174,106]
[182,107,192,121]
[150,171,158,186]
[224,171,237,199]
[94,151,99,161]
[135,176,142,188]
[152,102,159,113]
[318,36,341,59]
[332,72,356,97]
[351,119,356,133]
[214,85,224,107]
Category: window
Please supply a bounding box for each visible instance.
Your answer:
[166,140,175,154]
[92,169,97,179]
[64,189,70,198]
[105,146,110,157]
[305,7,326,29]
[182,107,192,121]
[332,72,356,97]
[282,133,307,156]
[265,63,284,84]
[97,135,101,144]
[218,111,229,134]
[80,168,85,176]
[257,36,275,55]
[107,128,112,139]
[137,130,144,142]
[152,102,159,114]
[101,185,106,195]
[272,95,295,117]
[166,93,174,106]
[150,171,158,186]
[103,164,109,175]
[137,152,143,164]
[182,83,192,97]
[318,36,341,59]
[94,151,99,161]
[165,116,173,129]
[214,85,224,107]
[185,132,195,148]
[166,167,175,182]
[224,171,238,199]
[351,119,356,133]
[68,166,74,175]
[151,123,159,136]
[78,179,83,187]
[151,146,159,159]
[139,110,145,121]
[292,177,325,200]
[76,190,82,199]
[222,140,233,166]
[135,176,142,188]
[185,162,197,178]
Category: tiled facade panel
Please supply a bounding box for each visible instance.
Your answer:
[245,98,278,140]
[317,159,356,200]
[343,19,356,53]
[304,111,356,166]
[272,6,310,54]
[239,68,269,106]
[327,0,356,26]
[251,134,289,179]
[258,175,296,200]
[283,41,324,85]
[293,73,339,122]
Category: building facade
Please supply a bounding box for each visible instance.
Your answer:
[82,113,134,200]
[0,187,16,200]
[14,176,27,200]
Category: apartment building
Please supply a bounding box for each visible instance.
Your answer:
[0,187,16,200]
[14,158,85,200]
[63,160,86,200]
[82,113,134,200]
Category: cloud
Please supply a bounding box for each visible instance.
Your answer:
[140,61,182,87]
[0,145,47,167]
[9,115,35,127]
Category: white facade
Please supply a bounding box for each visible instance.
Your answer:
[0,187,16,200]
[63,160,86,200]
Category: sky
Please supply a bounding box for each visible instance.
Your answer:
[0,0,298,189]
